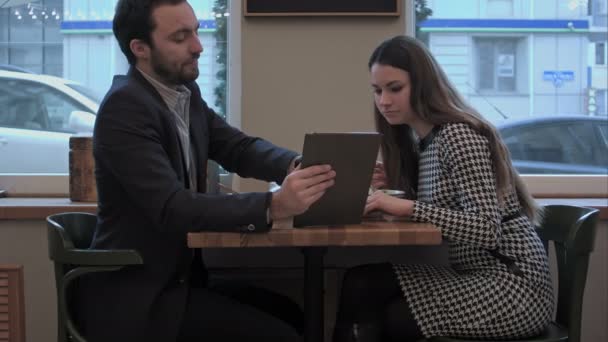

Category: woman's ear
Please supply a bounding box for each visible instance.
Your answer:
[130,39,149,61]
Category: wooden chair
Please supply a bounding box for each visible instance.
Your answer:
[47,212,143,342]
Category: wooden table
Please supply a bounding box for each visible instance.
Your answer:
[188,219,441,342]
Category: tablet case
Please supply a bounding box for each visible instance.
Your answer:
[293,132,380,227]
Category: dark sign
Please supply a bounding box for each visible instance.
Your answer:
[244,0,400,16]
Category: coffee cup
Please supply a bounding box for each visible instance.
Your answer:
[379,189,405,198]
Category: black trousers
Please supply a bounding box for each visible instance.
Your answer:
[333,263,423,342]
[177,281,303,342]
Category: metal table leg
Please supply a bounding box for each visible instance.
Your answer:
[302,247,327,342]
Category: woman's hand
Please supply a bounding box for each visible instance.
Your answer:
[371,161,387,190]
[364,190,414,217]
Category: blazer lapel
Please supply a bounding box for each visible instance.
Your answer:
[129,67,190,187]
[186,86,208,193]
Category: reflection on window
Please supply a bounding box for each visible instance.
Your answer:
[415,0,608,175]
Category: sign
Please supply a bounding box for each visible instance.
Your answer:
[497,54,515,77]
[543,70,574,87]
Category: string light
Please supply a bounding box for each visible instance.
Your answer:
[8,2,223,22]
[11,3,62,22]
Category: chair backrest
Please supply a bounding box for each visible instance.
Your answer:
[47,212,97,260]
[536,204,599,342]
[47,212,97,342]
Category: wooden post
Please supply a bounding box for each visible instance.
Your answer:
[69,134,97,202]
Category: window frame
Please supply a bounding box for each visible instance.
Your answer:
[475,37,519,93]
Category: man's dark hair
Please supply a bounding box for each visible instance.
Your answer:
[113,0,186,65]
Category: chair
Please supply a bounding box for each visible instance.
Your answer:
[426,204,599,342]
[47,212,143,342]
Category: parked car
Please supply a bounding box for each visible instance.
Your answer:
[497,116,608,174]
[0,70,100,173]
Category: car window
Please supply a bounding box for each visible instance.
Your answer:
[0,97,47,131]
[503,134,526,160]
[593,120,608,166]
[504,121,603,167]
[509,125,568,163]
[0,79,47,131]
[67,83,102,104]
[0,77,90,133]
[597,120,608,147]
[563,123,597,165]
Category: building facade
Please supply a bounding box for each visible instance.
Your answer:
[0,0,224,111]
[419,0,608,121]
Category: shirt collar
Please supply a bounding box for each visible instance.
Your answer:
[136,67,191,112]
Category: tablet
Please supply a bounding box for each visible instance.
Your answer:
[293,132,381,227]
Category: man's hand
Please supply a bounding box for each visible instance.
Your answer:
[287,155,302,174]
[270,164,336,220]
[364,190,413,217]
[371,161,387,190]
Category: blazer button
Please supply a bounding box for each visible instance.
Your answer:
[247,224,256,231]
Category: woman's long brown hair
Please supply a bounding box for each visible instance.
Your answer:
[369,36,540,222]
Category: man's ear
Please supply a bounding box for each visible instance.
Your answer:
[130,39,149,60]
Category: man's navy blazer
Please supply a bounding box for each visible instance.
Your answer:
[79,68,298,342]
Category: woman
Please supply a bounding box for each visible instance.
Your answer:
[333,36,554,341]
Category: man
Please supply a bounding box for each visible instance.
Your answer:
[80,0,336,341]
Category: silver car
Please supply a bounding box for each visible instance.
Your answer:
[0,70,99,173]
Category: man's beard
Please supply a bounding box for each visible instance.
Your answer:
[150,50,199,85]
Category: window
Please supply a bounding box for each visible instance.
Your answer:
[476,38,518,92]
[0,0,230,194]
[414,0,607,194]
[0,0,63,75]
[596,42,606,65]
